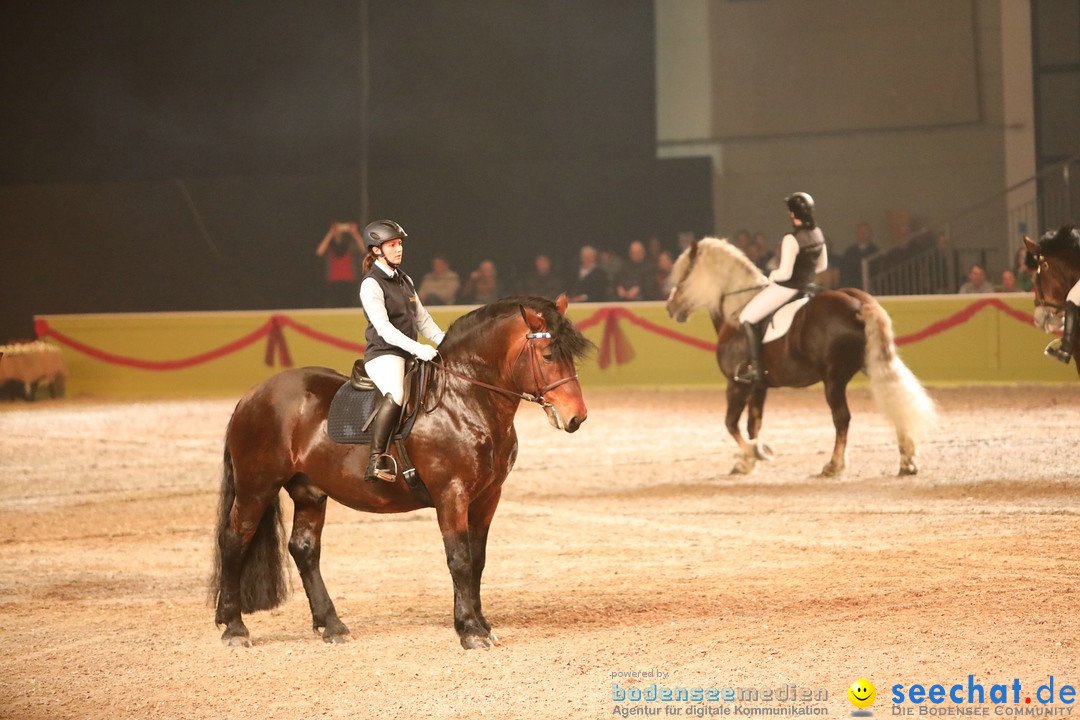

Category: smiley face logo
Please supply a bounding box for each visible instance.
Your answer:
[848,678,876,709]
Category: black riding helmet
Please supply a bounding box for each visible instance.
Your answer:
[785,192,816,228]
[363,219,407,252]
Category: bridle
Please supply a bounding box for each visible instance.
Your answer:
[429,330,579,412]
[1031,251,1066,314]
[718,283,768,319]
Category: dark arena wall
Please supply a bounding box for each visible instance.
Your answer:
[0,1,713,342]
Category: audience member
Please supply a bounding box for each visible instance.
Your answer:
[753,231,777,271]
[521,253,565,299]
[569,245,609,303]
[461,259,500,304]
[838,221,879,289]
[1013,246,1034,292]
[615,240,657,301]
[315,221,364,307]
[732,229,751,254]
[997,270,1020,293]
[598,248,625,285]
[417,255,460,306]
[958,264,995,294]
[816,238,840,289]
[655,251,675,298]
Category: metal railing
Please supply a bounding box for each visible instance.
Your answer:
[865,154,1080,295]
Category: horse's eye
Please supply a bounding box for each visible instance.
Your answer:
[542,352,554,362]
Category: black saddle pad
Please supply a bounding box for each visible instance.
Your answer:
[326,382,418,444]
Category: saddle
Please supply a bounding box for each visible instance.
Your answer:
[326,358,434,506]
[761,295,811,343]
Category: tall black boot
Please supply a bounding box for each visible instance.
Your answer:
[364,393,402,482]
[734,321,765,385]
[1047,301,1080,364]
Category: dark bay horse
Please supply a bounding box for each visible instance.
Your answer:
[666,237,936,476]
[210,295,591,649]
[1024,226,1080,377]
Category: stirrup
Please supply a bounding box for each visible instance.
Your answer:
[368,453,399,483]
[734,364,764,385]
[1045,340,1072,364]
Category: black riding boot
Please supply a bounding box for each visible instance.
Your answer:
[364,393,402,482]
[1047,301,1080,364]
[734,321,765,385]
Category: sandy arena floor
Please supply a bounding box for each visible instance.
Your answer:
[0,384,1078,720]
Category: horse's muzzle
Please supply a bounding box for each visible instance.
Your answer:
[546,403,585,433]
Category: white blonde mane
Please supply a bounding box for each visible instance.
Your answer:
[672,237,767,317]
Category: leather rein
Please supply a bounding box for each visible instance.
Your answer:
[427,331,578,411]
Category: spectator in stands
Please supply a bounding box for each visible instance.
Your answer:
[315,222,364,307]
[997,270,1021,292]
[615,240,657,301]
[521,253,565,299]
[753,231,777,271]
[655,251,676,298]
[838,221,878,289]
[732,229,751,254]
[958,264,995,294]
[417,255,460,306]
[816,238,840,289]
[745,235,773,274]
[569,245,609,303]
[461,259,500,304]
[1013,246,1034,292]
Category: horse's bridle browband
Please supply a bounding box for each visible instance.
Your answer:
[429,330,578,410]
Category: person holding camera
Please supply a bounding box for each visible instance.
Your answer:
[315,221,365,307]
[358,219,445,482]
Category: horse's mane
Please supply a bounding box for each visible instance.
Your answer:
[442,295,594,362]
[672,237,767,316]
[1037,224,1080,258]
[696,237,768,280]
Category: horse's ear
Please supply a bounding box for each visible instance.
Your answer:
[689,239,699,261]
[520,305,545,332]
[555,293,568,315]
[1023,235,1040,255]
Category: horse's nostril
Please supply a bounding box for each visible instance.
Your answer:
[565,416,581,433]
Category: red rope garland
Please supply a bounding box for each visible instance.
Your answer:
[33,299,1039,372]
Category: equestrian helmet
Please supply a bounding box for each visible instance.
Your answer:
[363,219,408,251]
[785,192,816,227]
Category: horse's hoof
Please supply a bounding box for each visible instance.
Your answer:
[222,634,252,648]
[322,632,350,644]
[819,463,843,477]
[729,463,751,475]
[898,464,918,476]
[461,632,498,650]
[754,442,774,461]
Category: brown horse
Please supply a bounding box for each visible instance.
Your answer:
[665,237,936,476]
[1024,227,1080,376]
[210,295,591,649]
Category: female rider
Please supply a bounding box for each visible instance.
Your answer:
[1042,225,1080,364]
[735,192,828,385]
[359,219,445,482]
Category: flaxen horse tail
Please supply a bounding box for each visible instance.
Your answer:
[859,299,937,462]
[208,435,289,615]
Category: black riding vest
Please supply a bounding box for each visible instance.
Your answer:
[776,226,825,291]
[362,265,419,361]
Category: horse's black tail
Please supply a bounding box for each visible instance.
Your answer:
[208,433,289,614]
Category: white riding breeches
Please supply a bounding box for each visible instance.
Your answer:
[1067,278,1080,305]
[365,354,406,405]
[738,283,799,325]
